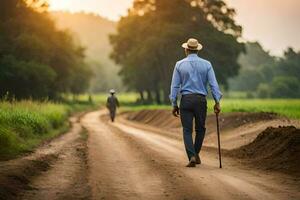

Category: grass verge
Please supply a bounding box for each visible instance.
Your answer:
[118,99,300,119]
[0,100,96,160]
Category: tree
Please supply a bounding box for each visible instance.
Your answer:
[275,48,300,79]
[0,0,92,99]
[270,76,300,98]
[229,68,265,91]
[229,42,276,92]
[229,45,300,98]
[110,0,245,103]
[52,12,124,93]
[0,55,56,99]
[238,42,275,70]
[268,48,300,98]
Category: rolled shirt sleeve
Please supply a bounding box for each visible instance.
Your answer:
[207,63,223,103]
[169,63,181,107]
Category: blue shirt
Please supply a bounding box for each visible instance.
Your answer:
[169,54,222,106]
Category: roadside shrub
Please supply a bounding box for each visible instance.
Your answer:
[257,84,270,98]
[0,126,19,157]
[246,92,255,99]
[39,103,69,128]
[7,112,50,134]
[0,100,69,160]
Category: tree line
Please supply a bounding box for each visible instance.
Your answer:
[110,0,245,104]
[51,12,124,93]
[0,0,92,100]
[229,42,300,98]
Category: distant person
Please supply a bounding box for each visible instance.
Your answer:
[106,89,119,122]
[170,38,222,167]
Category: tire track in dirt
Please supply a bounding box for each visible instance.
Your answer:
[110,113,300,200]
[0,116,91,200]
[81,110,209,200]
[19,134,90,200]
[110,122,252,200]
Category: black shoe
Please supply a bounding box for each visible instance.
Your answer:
[195,155,201,164]
[186,156,196,167]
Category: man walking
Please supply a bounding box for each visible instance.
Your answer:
[170,38,222,167]
[106,89,120,122]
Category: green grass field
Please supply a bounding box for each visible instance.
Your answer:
[209,99,300,119]
[82,93,300,119]
[119,99,300,119]
[0,100,96,160]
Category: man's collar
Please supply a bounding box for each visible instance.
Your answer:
[187,54,198,58]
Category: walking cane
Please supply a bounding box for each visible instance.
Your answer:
[216,113,222,168]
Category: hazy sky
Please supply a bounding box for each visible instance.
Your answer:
[49,0,300,56]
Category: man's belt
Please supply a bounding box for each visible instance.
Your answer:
[182,93,206,97]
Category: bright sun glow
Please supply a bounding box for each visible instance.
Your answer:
[49,0,133,20]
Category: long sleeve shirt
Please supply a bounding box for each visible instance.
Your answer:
[169,54,223,107]
[106,95,119,110]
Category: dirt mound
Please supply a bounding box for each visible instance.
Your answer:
[126,109,181,129]
[229,126,300,175]
[126,110,278,133]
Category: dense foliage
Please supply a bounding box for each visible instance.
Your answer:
[110,0,245,103]
[229,42,300,98]
[0,0,92,100]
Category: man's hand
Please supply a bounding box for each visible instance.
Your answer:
[172,106,180,117]
[214,103,221,115]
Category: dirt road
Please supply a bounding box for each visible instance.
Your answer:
[1,110,299,200]
[81,110,300,200]
[0,116,90,200]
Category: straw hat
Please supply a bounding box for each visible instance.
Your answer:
[182,38,203,51]
[109,89,116,94]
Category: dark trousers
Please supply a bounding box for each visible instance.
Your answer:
[109,108,116,122]
[180,94,207,160]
